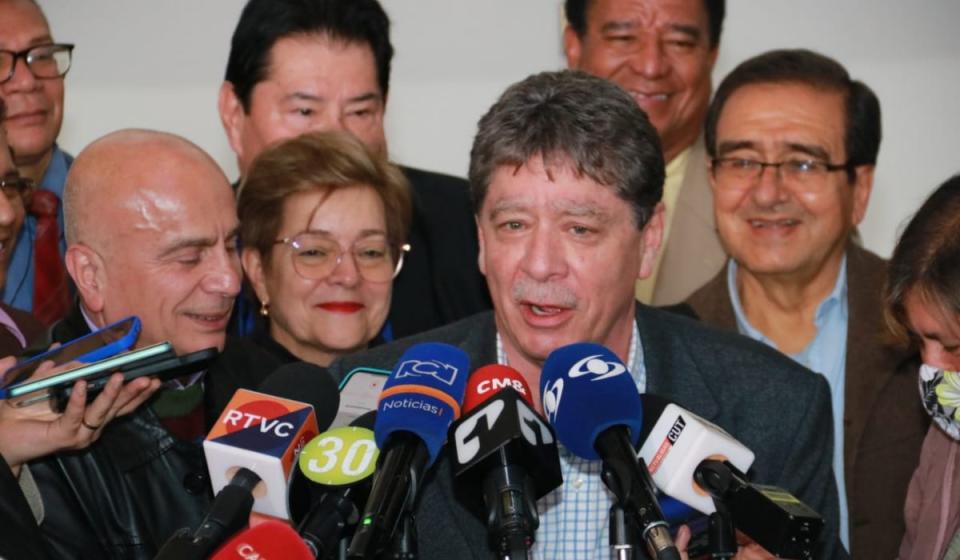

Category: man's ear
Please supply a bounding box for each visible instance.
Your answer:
[563,25,583,69]
[241,247,270,305]
[476,216,487,277]
[218,81,248,164]
[65,244,106,314]
[638,203,665,280]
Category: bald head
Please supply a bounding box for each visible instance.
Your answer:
[63,129,241,353]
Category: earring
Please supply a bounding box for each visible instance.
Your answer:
[260,302,270,317]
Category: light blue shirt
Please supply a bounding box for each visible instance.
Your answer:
[727,258,850,549]
[497,320,646,560]
[3,145,72,312]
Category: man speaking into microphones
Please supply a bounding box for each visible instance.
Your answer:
[329,70,846,559]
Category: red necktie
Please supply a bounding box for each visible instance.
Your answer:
[30,190,70,327]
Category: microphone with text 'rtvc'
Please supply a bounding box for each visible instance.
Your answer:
[637,395,823,560]
[156,362,340,558]
[347,342,469,560]
[449,364,562,560]
[287,411,379,559]
[541,343,680,560]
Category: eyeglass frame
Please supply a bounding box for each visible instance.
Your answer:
[0,43,75,85]
[273,231,411,283]
[710,157,852,189]
[0,172,34,201]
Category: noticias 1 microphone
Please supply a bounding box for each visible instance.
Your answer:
[287,411,379,559]
[637,395,823,559]
[541,343,679,560]
[347,342,469,559]
[204,362,339,519]
[450,365,561,559]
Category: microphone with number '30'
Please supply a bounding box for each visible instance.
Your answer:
[449,364,561,560]
[541,343,680,560]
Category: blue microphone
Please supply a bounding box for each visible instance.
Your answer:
[347,343,469,559]
[541,342,679,560]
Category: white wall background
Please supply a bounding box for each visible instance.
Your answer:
[44,0,960,257]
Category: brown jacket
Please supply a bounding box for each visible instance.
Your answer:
[685,244,928,559]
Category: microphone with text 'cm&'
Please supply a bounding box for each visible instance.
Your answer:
[204,362,340,519]
[637,395,823,560]
[541,343,680,560]
[450,365,562,560]
[209,520,314,560]
[286,411,379,559]
[347,343,469,560]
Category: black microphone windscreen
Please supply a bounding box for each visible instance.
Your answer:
[350,410,377,430]
[257,361,340,431]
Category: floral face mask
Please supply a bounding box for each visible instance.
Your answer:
[919,364,960,440]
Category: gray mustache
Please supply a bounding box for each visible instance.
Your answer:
[511,279,578,308]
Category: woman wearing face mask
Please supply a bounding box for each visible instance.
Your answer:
[885,174,960,560]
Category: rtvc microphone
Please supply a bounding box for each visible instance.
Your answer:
[154,467,263,560]
[287,411,379,559]
[450,365,561,559]
[204,362,339,519]
[347,342,469,559]
[637,395,823,559]
[210,520,314,560]
[541,343,679,560]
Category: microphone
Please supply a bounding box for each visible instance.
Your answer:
[541,343,679,560]
[287,411,379,559]
[209,520,314,560]
[347,342,470,559]
[204,362,339,519]
[449,365,561,559]
[154,467,263,560]
[637,395,823,560]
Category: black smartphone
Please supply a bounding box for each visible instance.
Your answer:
[1,342,174,401]
[3,316,140,388]
[49,347,220,412]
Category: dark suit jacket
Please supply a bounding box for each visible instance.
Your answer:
[0,303,44,357]
[685,245,928,559]
[388,166,490,339]
[0,458,50,560]
[329,307,846,559]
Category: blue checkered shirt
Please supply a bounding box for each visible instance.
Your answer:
[496,323,646,559]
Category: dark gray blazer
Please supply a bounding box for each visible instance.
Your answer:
[329,306,846,559]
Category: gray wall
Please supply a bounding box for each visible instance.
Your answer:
[45,0,960,257]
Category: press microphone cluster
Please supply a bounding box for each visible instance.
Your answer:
[540,343,680,560]
[449,365,561,559]
[637,395,824,559]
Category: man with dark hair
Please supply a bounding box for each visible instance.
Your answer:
[330,69,844,559]
[0,0,75,324]
[685,48,928,559]
[562,0,727,305]
[218,0,490,340]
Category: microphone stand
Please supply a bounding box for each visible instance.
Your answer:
[707,499,737,559]
[608,502,637,560]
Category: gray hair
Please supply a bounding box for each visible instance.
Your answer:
[468,70,665,229]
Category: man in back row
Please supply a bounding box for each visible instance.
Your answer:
[330,69,845,559]
[684,48,928,559]
[563,0,727,304]
[218,0,490,340]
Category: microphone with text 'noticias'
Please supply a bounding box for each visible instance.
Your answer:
[204,362,339,520]
[541,343,679,560]
[347,342,469,560]
[287,411,379,559]
[637,395,823,560]
[450,364,561,560]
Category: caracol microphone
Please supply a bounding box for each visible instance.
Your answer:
[541,343,679,560]
[347,343,469,559]
[449,365,561,559]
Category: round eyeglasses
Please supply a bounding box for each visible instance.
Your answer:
[0,44,74,84]
[275,232,410,283]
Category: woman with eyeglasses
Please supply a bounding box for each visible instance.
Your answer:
[236,130,411,367]
[884,174,960,560]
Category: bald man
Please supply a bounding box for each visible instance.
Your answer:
[27,129,258,559]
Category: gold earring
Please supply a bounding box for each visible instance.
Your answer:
[259,302,270,317]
